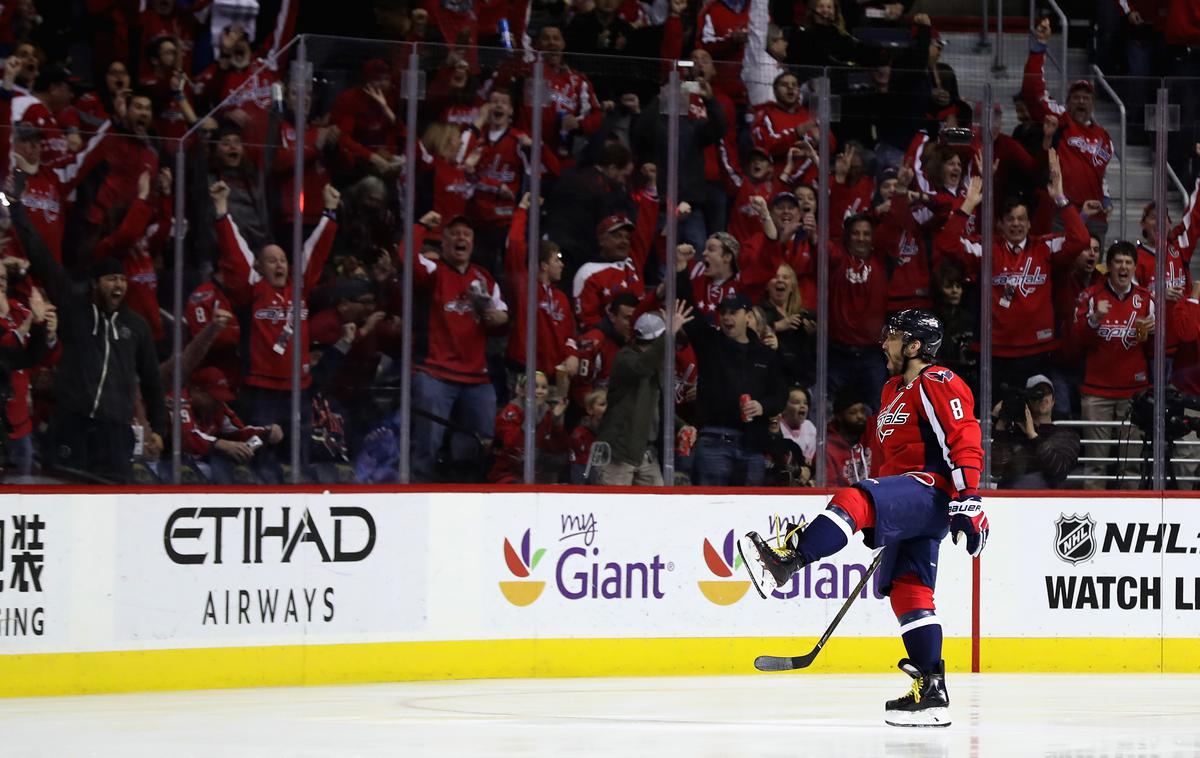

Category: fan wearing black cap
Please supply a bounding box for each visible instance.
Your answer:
[1021,17,1114,241]
[825,386,875,487]
[9,186,165,483]
[760,188,819,308]
[679,291,786,486]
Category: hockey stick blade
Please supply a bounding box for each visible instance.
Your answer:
[754,551,884,672]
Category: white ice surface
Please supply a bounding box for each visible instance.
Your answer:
[2,674,1200,757]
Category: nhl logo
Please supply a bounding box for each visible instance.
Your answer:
[1054,513,1097,565]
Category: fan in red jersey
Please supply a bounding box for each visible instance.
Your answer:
[211,180,340,463]
[1021,18,1114,243]
[408,215,509,483]
[1072,241,1155,489]
[741,308,985,729]
[934,150,1090,393]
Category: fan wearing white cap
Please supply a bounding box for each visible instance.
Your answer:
[990,374,1080,489]
[593,302,693,485]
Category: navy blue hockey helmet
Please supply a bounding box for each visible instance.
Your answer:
[883,309,943,361]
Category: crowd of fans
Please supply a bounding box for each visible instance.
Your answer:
[1,0,1200,488]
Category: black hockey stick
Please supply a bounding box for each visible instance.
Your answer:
[754,551,883,672]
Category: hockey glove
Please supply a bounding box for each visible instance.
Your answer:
[948,496,988,557]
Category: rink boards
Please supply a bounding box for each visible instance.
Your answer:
[0,488,1196,696]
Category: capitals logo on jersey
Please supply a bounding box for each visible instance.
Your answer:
[846,262,873,285]
[538,289,568,322]
[993,257,1047,298]
[1065,135,1113,168]
[895,232,920,266]
[875,393,910,441]
[1096,311,1141,349]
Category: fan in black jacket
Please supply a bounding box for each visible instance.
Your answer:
[682,291,787,486]
[10,173,165,483]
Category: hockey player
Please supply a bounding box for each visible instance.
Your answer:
[739,309,987,728]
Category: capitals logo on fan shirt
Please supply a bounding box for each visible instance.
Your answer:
[845,262,873,285]
[1065,136,1113,168]
[1096,310,1141,349]
[992,257,1047,298]
[895,232,920,266]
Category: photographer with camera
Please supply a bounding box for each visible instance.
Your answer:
[1072,241,1155,489]
[991,375,1080,489]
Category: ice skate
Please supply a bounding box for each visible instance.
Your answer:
[884,659,951,727]
[737,519,808,599]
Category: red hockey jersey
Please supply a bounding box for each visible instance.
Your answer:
[935,206,1090,357]
[8,127,108,263]
[1134,177,1200,295]
[272,120,331,228]
[875,194,938,311]
[86,130,160,227]
[687,260,743,324]
[170,388,272,458]
[569,322,624,406]
[571,191,659,329]
[1072,281,1154,398]
[696,0,749,104]
[1021,48,1114,217]
[330,85,401,166]
[749,101,818,159]
[216,212,337,391]
[829,174,875,242]
[825,418,877,487]
[828,241,889,348]
[875,366,983,498]
[0,298,58,439]
[461,124,559,228]
[185,280,241,386]
[413,254,507,385]
[504,206,579,376]
[727,174,784,245]
[524,63,602,160]
[488,401,569,483]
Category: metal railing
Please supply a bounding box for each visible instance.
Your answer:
[1061,419,1200,485]
[1168,163,1189,204]
[1030,0,1069,104]
[993,419,1200,486]
[1091,65,1127,242]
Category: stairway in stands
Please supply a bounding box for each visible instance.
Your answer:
[939,28,1186,247]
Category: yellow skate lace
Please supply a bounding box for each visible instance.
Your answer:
[771,514,804,557]
[908,677,923,704]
